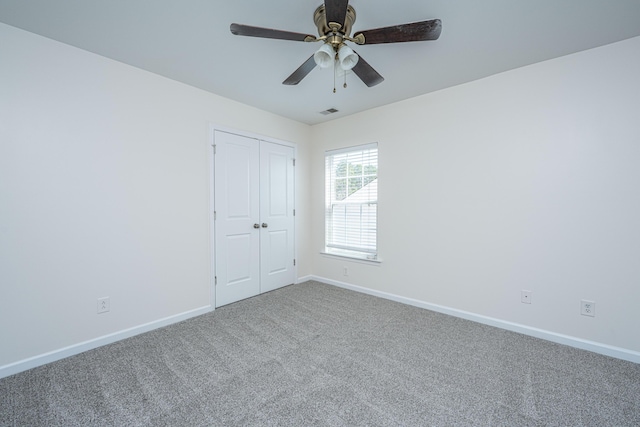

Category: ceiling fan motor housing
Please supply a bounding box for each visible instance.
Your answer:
[314,5,356,40]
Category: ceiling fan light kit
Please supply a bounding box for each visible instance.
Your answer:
[230,0,442,89]
[314,43,335,68]
[337,45,358,70]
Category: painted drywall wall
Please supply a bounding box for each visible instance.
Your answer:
[310,36,640,354]
[0,23,311,370]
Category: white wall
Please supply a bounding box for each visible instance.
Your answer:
[310,36,640,356]
[0,23,311,373]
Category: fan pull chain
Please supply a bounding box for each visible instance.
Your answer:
[344,71,347,89]
[333,59,337,93]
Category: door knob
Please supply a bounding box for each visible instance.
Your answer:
[253,223,260,229]
[262,223,268,228]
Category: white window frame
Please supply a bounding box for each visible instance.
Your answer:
[323,143,379,262]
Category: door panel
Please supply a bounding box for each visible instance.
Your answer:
[226,144,253,218]
[266,151,288,216]
[260,141,295,293]
[226,234,253,284]
[265,230,288,274]
[215,131,260,307]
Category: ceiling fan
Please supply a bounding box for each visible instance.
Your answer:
[230,0,442,88]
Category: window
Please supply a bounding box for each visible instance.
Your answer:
[325,143,378,260]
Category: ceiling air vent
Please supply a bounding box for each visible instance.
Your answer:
[319,108,339,115]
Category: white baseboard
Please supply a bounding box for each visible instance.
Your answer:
[0,305,213,379]
[296,275,313,284]
[4,278,637,380]
[309,275,640,364]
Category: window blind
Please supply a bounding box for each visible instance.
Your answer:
[325,143,378,259]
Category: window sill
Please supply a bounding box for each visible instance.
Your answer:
[320,251,382,265]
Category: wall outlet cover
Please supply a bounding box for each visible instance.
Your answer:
[581,300,595,317]
[97,297,110,314]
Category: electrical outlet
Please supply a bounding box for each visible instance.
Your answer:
[521,290,532,304]
[97,297,110,314]
[581,300,595,317]
[343,267,348,276]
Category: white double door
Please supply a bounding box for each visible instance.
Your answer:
[214,130,295,307]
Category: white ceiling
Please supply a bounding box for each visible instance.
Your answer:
[2,0,640,125]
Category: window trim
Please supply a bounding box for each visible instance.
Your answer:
[324,143,379,262]
[320,250,382,264]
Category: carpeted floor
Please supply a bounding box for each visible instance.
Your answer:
[1,281,639,426]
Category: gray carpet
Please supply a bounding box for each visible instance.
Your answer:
[1,281,639,426]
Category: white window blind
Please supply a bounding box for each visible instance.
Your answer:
[325,143,378,260]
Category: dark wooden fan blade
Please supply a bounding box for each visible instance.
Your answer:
[283,55,317,85]
[324,0,349,28]
[351,52,384,87]
[230,23,315,42]
[354,19,442,44]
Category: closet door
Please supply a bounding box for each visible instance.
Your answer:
[214,132,296,307]
[214,131,260,307]
[259,141,295,293]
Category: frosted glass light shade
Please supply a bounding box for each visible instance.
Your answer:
[314,44,335,68]
[338,45,359,70]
